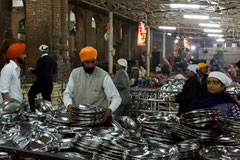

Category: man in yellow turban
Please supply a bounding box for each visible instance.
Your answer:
[63,46,121,123]
[0,43,26,103]
[198,62,208,91]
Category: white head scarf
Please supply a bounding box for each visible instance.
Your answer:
[117,58,128,70]
[187,64,199,74]
[39,44,49,52]
[208,71,232,86]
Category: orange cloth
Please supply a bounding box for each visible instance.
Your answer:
[198,62,206,68]
[79,46,97,62]
[6,43,26,59]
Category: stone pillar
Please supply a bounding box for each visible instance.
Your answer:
[0,1,12,42]
[60,0,71,80]
[51,0,63,81]
[52,0,62,60]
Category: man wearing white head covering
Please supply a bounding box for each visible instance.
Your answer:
[174,64,201,116]
[113,58,131,117]
[28,44,57,112]
[187,64,199,74]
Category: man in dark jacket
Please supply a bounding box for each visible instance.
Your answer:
[175,64,201,116]
[198,62,208,91]
[28,44,57,112]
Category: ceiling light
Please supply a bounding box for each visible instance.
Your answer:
[191,46,196,50]
[174,39,179,43]
[167,33,172,36]
[199,23,220,28]
[208,34,224,37]
[184,15,209,19]
[216,38,225,42]
[159,26,176,30]
[170,4,200,9]
[204,29,222,33]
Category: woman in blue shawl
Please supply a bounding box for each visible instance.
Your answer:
[188,71,240,117]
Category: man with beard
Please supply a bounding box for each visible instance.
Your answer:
[28,44,57,112]
[198,62,208,91]
[0,43,26,103]
[63,46,121,123]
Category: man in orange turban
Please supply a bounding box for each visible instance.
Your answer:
[0,43,26,103]
[63,46,121,124]
[198,62,208,91]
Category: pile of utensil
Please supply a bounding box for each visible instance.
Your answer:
[69,104,104,126]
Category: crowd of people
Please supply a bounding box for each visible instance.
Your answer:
[0,29,240,122]
[0,33,132,123]
[174,62,240,118]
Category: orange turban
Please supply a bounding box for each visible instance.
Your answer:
[79,46,97,62]
[198,62,206,68]
[6,43,26,59]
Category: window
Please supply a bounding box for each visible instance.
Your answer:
[91,17,96,28]
[19,19,25,33]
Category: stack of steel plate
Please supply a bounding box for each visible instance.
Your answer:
[182,109,222,129]
[199,146,240,160]
[47,112,71,126]
[75,135,124,160]
[199,146,229,160]
[96,140,124,160]
[169,123,198,140]
[222,117,240,137]
[176,139,200,159]
[215,134,240,146]
[123,143,179,160]
[182,109,222,143]
[24,111,47,121]
[70,105,104,126]
[75,136,102,154]
[137,113,176,144]
[115,135,148,148]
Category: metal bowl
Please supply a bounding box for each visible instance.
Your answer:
[35,100,54,112]
[0,98,22,114]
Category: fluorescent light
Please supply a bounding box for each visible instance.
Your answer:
[208,34,224,37]
[216,38,225,42]
[167,33,172,36]
[174,39,179,43]
[204,29,222,33]
[159,26,176,30]
[170,4,200,9]
[191,46,196,50]
[199,23,220,28]
[184,15,209,19]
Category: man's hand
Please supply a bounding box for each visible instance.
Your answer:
[179,115,186,124]
[101,107,112,123]
[67,105,73,122]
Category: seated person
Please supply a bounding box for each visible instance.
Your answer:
[188,71,240,118]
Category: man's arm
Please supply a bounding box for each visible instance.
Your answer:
[103,75,122,112]
[63,72,74,108]
[31,58,42,75]
[0,64,12,101]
